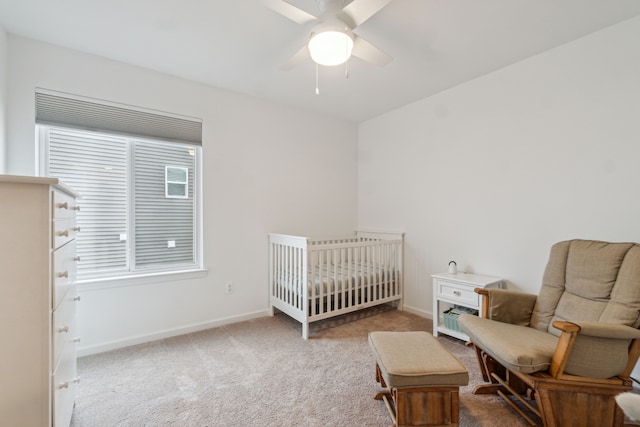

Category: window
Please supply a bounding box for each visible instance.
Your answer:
[165,166,189,198]
[36,90,202,281]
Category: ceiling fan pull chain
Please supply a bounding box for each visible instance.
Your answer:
[315,62,320,95]
[345,27,350,79]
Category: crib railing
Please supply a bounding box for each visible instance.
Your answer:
[307,238,402,315]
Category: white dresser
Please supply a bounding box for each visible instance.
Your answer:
[0,175,80,427]
[432,272,503,341]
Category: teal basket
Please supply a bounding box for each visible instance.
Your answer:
[443,306,477,333]
[443,309,463,332]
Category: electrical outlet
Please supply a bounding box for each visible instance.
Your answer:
[225,281,233,294]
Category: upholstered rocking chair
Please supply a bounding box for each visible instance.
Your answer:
[458,239,640,427]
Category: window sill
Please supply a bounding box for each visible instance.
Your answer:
[77,268,208,292]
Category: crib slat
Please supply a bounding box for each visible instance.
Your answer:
[347,248,356,307]
[295,248,307,309]
[295,246,300,310]
[341,247,346,310]
[288,245,293,307]
[275,243,281,301]
[392,243,397,296]
[287,247,296,306]
[367,245,372,303]
[382,242,388,299]
[336,249,340,311]
[310,250,317,316]
[320,249,326,315]
[301,244,308,317]
[270,242,275,301]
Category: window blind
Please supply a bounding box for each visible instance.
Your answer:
[35,90,202,146]
[48,128,129,276]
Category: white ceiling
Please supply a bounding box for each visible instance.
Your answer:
[1,0,640,123]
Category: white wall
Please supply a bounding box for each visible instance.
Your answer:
[358,16,640,317]
[0,25,7,173]
[7,35,358,354]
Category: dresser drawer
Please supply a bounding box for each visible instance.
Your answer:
[53,291,78,367]
[52,218,78,249]
[52,338,78,427]
[53,190,79,220]
[436,280,479,307]
[53,240,78,308]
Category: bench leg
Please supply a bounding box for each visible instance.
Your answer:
[375,363,388,388]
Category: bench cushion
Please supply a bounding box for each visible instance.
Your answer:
[368,331,469,388]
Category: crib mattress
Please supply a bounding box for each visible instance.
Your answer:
[276,263,398,296]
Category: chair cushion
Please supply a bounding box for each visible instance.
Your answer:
[368,331,468,388]
[458,314,558,374]
[531,240,640,333]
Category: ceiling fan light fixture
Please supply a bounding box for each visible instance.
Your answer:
[308,30,354,66]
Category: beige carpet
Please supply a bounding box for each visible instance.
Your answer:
[69,306,532,426]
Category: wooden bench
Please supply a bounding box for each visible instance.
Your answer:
[368,331,469,427]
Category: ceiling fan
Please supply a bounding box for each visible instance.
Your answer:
[263,0,395,70]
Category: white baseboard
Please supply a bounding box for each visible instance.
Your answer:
[77,309,270,357]
[402,304,432,319]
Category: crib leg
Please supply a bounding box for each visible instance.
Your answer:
[302,322,309,340]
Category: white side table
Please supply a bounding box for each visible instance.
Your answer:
[431,272,504,341]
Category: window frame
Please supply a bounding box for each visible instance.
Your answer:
[38,125,205,286]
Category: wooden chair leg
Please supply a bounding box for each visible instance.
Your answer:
[471,347,509,395]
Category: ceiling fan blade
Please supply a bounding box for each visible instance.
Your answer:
[337,0,394,28]
[281,44,311,70]
[262,0,317,25]
[351,36,392,67]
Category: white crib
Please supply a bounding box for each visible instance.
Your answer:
[268,231,404,339]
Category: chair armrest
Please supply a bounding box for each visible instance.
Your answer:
[560,321,640,340]
[548,321,581,378]
[550,321,640,379]
[475,288,537,326]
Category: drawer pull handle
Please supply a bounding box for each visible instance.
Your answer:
[57,202,68,209]
[73,226,81,232]
[58,326,69,333]
[453,290,461,297]
[57,271,69,278]
[58,382,69,389]
[57,230,69,237]
[73,296,81,302]
[73,336,82,343]
[74,256,81,262]
[72,205,81,211]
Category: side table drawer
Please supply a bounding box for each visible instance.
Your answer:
[436,280,479,308]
